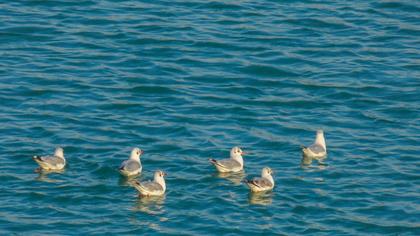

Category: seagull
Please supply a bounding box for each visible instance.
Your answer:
[245,167,275,192]
[301,130,327,159]
[209,146,245,173]
[33,147,66,171]
[133,170,167,197]
[119,147,143,177]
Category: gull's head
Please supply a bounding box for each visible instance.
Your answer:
[316,130,324,136]
[154,170,167,180]
[230,146,244,159]
[130,147,144,160]
[262,167,273,177]
[54,147,64,158]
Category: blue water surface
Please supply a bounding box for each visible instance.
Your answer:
[0,0,419,235]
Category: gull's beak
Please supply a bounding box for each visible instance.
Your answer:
[140,150,144,155]
[163,172,167,177]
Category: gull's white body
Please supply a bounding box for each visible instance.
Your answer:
[302,130,327,159]
[119,148,143,177]
[133,170,166,197]
[33,147,66,171]
[246,167,275,192]
[209,147,244,173]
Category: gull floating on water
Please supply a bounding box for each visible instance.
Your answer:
[209,146,245,173]
[119,147,143,177]
[245,167,275,192]
[301,130,327,159]
[133,170,167,197]
[33,147,66,171]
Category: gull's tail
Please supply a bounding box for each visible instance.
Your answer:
[209,158,217,165]
[33,155,43,162]
[243,179,252,185]
[301,146,311,156]
[244,179,261,188]
[132,180,143,192]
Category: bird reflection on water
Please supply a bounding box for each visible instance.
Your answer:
[248,191,273,206]
[300,155,328,170]
[214,171,246,185]
[35,169,65,183]
[133,195,166,215]
[118,175,140,187]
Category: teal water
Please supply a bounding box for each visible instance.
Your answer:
[1,0,419,235]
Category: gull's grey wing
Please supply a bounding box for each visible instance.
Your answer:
[217,159,241,169]
[120,160,141,172]
[308,144,325,154]
[119,160,127,169]
[38,155,64,166]
[248,177,273,188]
[139,181,163,192]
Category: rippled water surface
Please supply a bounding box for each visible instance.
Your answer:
[1,0,419,235]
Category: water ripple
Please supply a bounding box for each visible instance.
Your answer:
[0,0,419,235]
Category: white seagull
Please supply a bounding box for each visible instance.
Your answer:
[209,146,245,173]
[133,170,167,197]
[33,147,66,171]
[119,147,143,177]
[245,167,275,192]
[301,130,327,159]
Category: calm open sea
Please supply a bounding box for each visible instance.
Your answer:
[0,0,419,235]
